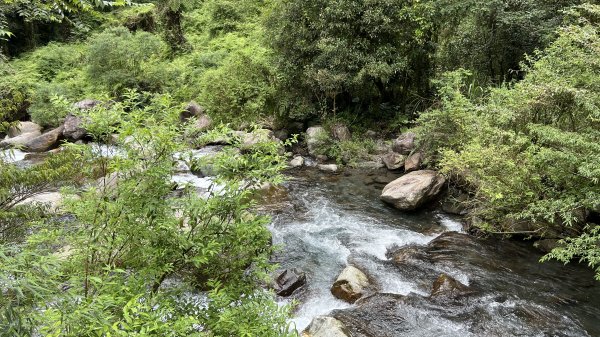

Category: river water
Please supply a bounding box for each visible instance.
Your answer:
[268,169,600,336]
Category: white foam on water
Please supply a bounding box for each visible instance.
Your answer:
[0,149,27,163]
[289,292,352,332]
[90,143,123,158]
[438,215,464,233]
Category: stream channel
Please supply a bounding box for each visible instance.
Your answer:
[267,169,600,337]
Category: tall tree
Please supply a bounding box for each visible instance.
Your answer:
[266,0,434,119]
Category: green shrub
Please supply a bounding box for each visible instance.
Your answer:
[198,46,276,125]
[87,27,168,94]
[417,5,600,278]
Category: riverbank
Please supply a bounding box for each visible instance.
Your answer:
[269,169,600,336]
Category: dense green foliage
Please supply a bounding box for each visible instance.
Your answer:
[1,93,294,335]
[1,0,600,334]
[417,4,600,278]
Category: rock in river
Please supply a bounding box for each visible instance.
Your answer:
[382,152,405,170]
[430,273,471,299]
[274,268,306,297]
[302,316,350,337]
[8,121,42,138]
[331,265,372,303]
[23,126,64,152]
[318,164,339,173]
[380,170,445,211]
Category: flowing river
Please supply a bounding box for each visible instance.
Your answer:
[268,169,600,336]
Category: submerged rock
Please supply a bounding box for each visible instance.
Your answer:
[430,273,471,299]
[302,316,350,337]
[274,268,306,297]
[331,265,371,303]
[380,170,445,210]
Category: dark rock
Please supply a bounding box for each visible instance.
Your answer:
[430,273,471,298]
[180,101,205,122]
[274,129,289,141]
[534,239,560,254]
[274,268,306,296]
[441,190,469,215]
[63,114,87,140]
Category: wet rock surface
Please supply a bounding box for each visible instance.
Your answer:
[274,268,307,297]
[302,316,350,337]
[331,266,372,303]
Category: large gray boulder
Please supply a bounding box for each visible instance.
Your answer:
[331,266,371,303]
[8,122,42,138]
[23,126,64,152]
[306,126,328,156]
[235,129,276,151]
[17,192,64,212]
[392,132,416,155]
[318,164,339,173]
[0,130,42,149]
[380,170,445,211]
[404,152,423,173]
[289,156,304,168]
[179,101,205,122]
[63,114,87,140]
[331,123,351,141]
[194,114,213,131]
[73,99,101,110]
[302,316,350,337]
[382,152,405,170]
